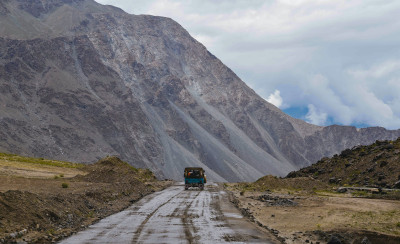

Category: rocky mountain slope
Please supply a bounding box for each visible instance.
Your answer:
[1,0,400,182]
[287,138,400,188]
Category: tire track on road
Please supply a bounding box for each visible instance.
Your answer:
[182,190,202,244]
[131,190,182,243]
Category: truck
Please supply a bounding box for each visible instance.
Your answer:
[184,167,206,190]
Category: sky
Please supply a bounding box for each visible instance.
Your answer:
[95,0,400,129]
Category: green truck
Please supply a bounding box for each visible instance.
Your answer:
[184,167,207,190]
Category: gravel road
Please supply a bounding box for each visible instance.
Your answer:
[59,183,275,244]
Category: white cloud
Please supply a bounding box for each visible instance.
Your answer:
[266,90,283,108]
[298,74,354,125]
[305,104,327,126]
[95,0,400,129]
[348,60,400,79]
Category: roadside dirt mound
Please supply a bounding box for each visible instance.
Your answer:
[0,189,101,242]
[315,230,400,244]
[0,156,171,243]
[247,175,330,193]
[287,138,400,188]
[76,156,155,184]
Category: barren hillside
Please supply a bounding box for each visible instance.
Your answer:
[1,0,399,181]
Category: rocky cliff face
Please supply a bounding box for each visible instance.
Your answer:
[1,0,400,182]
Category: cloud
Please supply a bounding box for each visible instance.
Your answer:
[348,60,400,79]
[266,90,283,108]
[95,0,400,129]
[305,104,327,126]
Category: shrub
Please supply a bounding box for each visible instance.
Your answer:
[61,183,69,188]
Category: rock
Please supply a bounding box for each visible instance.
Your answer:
[337,187,347,193]
[329,178,337,184]
[383,144,394,150]
[379,161,388,167]
[257,194,297,206]
[327,236,342,244]
[393,180,400,189]
[377,173,386,181]
[67,214,74,222]
[340,149,352,157]
[377,182,388,188]
[361,236,371,244]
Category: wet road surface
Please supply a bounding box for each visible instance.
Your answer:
[59,183,274,244]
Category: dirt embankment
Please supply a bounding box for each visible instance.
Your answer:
[0,155,172,243]
[287,138,400,189]
[226,176,400,244]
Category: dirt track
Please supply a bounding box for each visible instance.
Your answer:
[59,183,278,244]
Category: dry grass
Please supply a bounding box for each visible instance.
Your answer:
[0,159,86,180]
[227,175,332,195]
[0,152,83,168]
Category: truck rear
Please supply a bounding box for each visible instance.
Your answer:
[184,167,206,190]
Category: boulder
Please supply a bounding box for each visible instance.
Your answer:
[361,236,371,244]
[327,236,342,244]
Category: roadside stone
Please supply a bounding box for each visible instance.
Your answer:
[361,236,371,244]
[379,161,388,167]
[329,177,337,184]
[257,194,297,207]
[377,173,386,181]
[327,236,342,244]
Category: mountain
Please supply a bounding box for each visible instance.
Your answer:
[1,0,399,182]
[287,138,400,188]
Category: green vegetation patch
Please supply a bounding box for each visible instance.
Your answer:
[227,175,331,194]
[0,152,84,169]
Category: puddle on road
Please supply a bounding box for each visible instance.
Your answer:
[224,212,243,219]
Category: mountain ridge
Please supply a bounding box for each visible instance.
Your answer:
[1,0,399,181]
